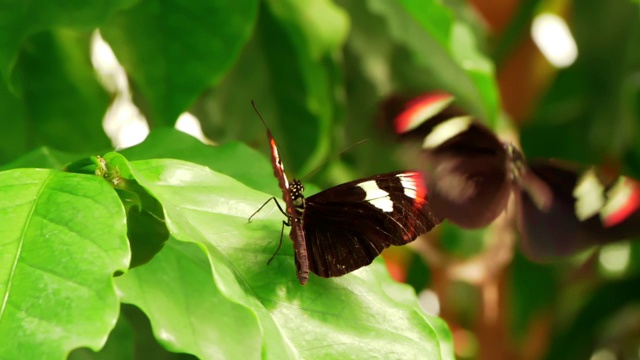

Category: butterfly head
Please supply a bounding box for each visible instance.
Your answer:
[290,179,306,211]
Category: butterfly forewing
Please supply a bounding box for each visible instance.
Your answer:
[265,132,295,214]
[302,171,442,278]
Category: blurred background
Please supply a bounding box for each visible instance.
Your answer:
[2,0,640,359]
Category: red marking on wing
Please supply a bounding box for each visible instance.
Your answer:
[604,179,640,227]
[401,171,431,242]
[408,171,427,208]
[393,92,452,134]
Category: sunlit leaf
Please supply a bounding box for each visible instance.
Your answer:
[118,158,454,359]
[193,0,349,175]
[119,128,279,195]
[0,169,129,358]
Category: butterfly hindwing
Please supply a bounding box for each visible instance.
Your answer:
[520,161,640,260]
[518,162,596,259]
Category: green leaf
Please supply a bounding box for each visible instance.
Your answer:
[261,0,349,174]
[119,128,279,195]
[13,29,111,155]
[100,0,259,126]
[68,311,135,360]
[116,239,274,359]
[125,203,169,268]
[193,0,349,175]
[0,0,136,85]
[398,0,499,122]
[94,152,169,268]
[120,158,453,359]
[366,0,499,124]
[0,169,130,358]
[0,78,28,164]
[0,146,84,171]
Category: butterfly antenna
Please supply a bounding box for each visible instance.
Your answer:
[251,100,270,129]
[251,100,300,179]
[300,138,370,181]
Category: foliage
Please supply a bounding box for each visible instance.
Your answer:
[1,0,639,359]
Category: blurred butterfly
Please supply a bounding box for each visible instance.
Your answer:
[387,92,640,260]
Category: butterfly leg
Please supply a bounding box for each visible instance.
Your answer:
[267,218,291,265]
[249,197,292,266]
[248,196,289,222]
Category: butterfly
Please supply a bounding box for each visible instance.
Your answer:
[250,103,442,284]
[389,92,640,260]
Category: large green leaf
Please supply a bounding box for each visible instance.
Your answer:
[347,0,499,124]
[0,147,89,171]
[100,0,259,126]
[0,169,130,359]
[0,0,136,85]
[0,29,111,165]
[395,0,499,122]
[116,239,271,359]
[15,30,111,154]
[119,128,279,195]
[68,310,135,360]
[260,0,349,174]
[193,0,349,176]
[118,158,453,359]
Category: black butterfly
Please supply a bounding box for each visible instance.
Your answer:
[250,105,442,284]
[390,92,640,260]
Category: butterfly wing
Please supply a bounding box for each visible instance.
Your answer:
[421,116,512,228]
[519,160,640,260]
[386,93,513,228]
[302,171,442,278]
[262,127,310,284]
